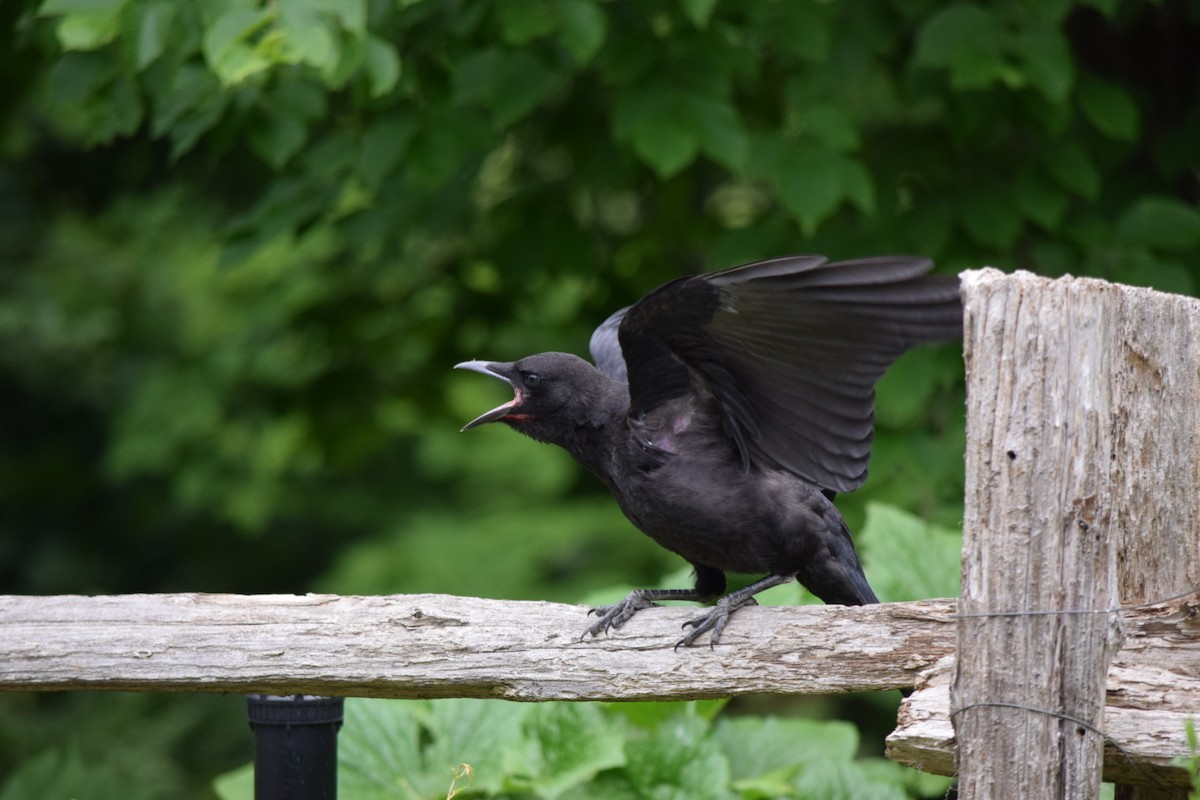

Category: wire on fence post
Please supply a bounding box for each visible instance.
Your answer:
[246,694,345,800]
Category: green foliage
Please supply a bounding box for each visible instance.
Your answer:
[2,0,1198,794]
[1180,718,1200,800]
[859,503,963,603]
[210,699,951,800]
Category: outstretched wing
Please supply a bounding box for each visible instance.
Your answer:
[588,305,630,383]
[614,254,962,493]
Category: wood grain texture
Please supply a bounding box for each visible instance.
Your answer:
[0,593,956,700]
[889,598,1200,790]
[950,269,1200,797]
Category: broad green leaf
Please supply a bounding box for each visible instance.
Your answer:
[772,146,845,235]
[875,347,942,429]
[839,157,876,215]
[605,700,728,731]
[248,107,308,169]
[340,699,532,798]
[496,0,557,45]
[363,35,401,97]
[278,8,340,74]
[513,704,627,799]
[901,196,954,255]
[152,63,228,159]
[42,52,143,144]
[624,716,731,800]
[355,114,417,188]
[757,1,830,62]
[679,0,719,28]
[212,763,253,800]
[338,698,426,799]
[613,87,700,178]
[0,745,161,800]
[958,187,1022,249]
[423,700,531,794]
[555,0,606,64]
[715,717,859,781]
[800,104,860,152]
[315,0,365,33]
[1012,165,1069,230]
[914,4,1006,90]
[633,117,700,178]
[488,52,566,127]
[1012,24,1074,102]
[455,48,566,128]
[792,759,910,800]
[134,1,174,68]
[858,502,962,602]
[55,9,122,50]
[1115,197,1200,251]
[404,106,491,187]
[681,94,748,172]
[1043,141,1100,200]
[203,8,276,85]
[1078,74,1140,141]
[40,0,126,13]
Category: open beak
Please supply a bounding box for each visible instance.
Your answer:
[454,360,522,431]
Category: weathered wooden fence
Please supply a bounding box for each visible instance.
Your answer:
[2,270,1198,798]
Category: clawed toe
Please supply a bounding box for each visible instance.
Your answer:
[676,596,758,649]
[582,593,661,639]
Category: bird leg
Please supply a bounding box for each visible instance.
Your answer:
[677,573,795,649]
[584,588,711,639]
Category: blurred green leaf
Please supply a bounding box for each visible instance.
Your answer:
[514,704,627,799]
[1078,74,1141,141]
[859,502,963,602]
[613,85,701,178]
[455,48,566,128]
[715,716,858,782]
[679,0,720,28]
[1115,197,1200,251]
[1043,141,1101,200]
[496,0,558,45]
[53,8,123,50]
[680,93,749,171]
[212,763,254,800]
[203,8,277,85]
[914,5,1006,90]
[363,35,401,97]
[769,144,845,234]
[624,715,730,800]
[1012,23,1074,102]
[555,0,607,64]
[133,1,174,68]
[792,759,911,800]
[1012,165,1069,230]
[958,187,1022,249]
[799,104,861,152]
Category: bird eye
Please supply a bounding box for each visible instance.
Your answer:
[524,372,541,386]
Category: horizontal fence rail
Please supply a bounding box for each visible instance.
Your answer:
[1,590,1197,787]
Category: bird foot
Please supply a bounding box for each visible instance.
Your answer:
[583,591,662,638]
[677,596,759,649]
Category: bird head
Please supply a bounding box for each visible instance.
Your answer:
[451,352,619,448]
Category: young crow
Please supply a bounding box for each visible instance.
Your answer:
[456,255,962,648]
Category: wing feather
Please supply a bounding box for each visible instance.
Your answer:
[610,254,961,492]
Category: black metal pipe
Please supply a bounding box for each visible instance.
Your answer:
[246,695,345,800]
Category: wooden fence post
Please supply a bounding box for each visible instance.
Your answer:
[954,269,1200,799]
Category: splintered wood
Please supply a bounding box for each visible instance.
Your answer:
[888,269,1200,797]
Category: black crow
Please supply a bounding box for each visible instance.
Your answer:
[456,255,961,648]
